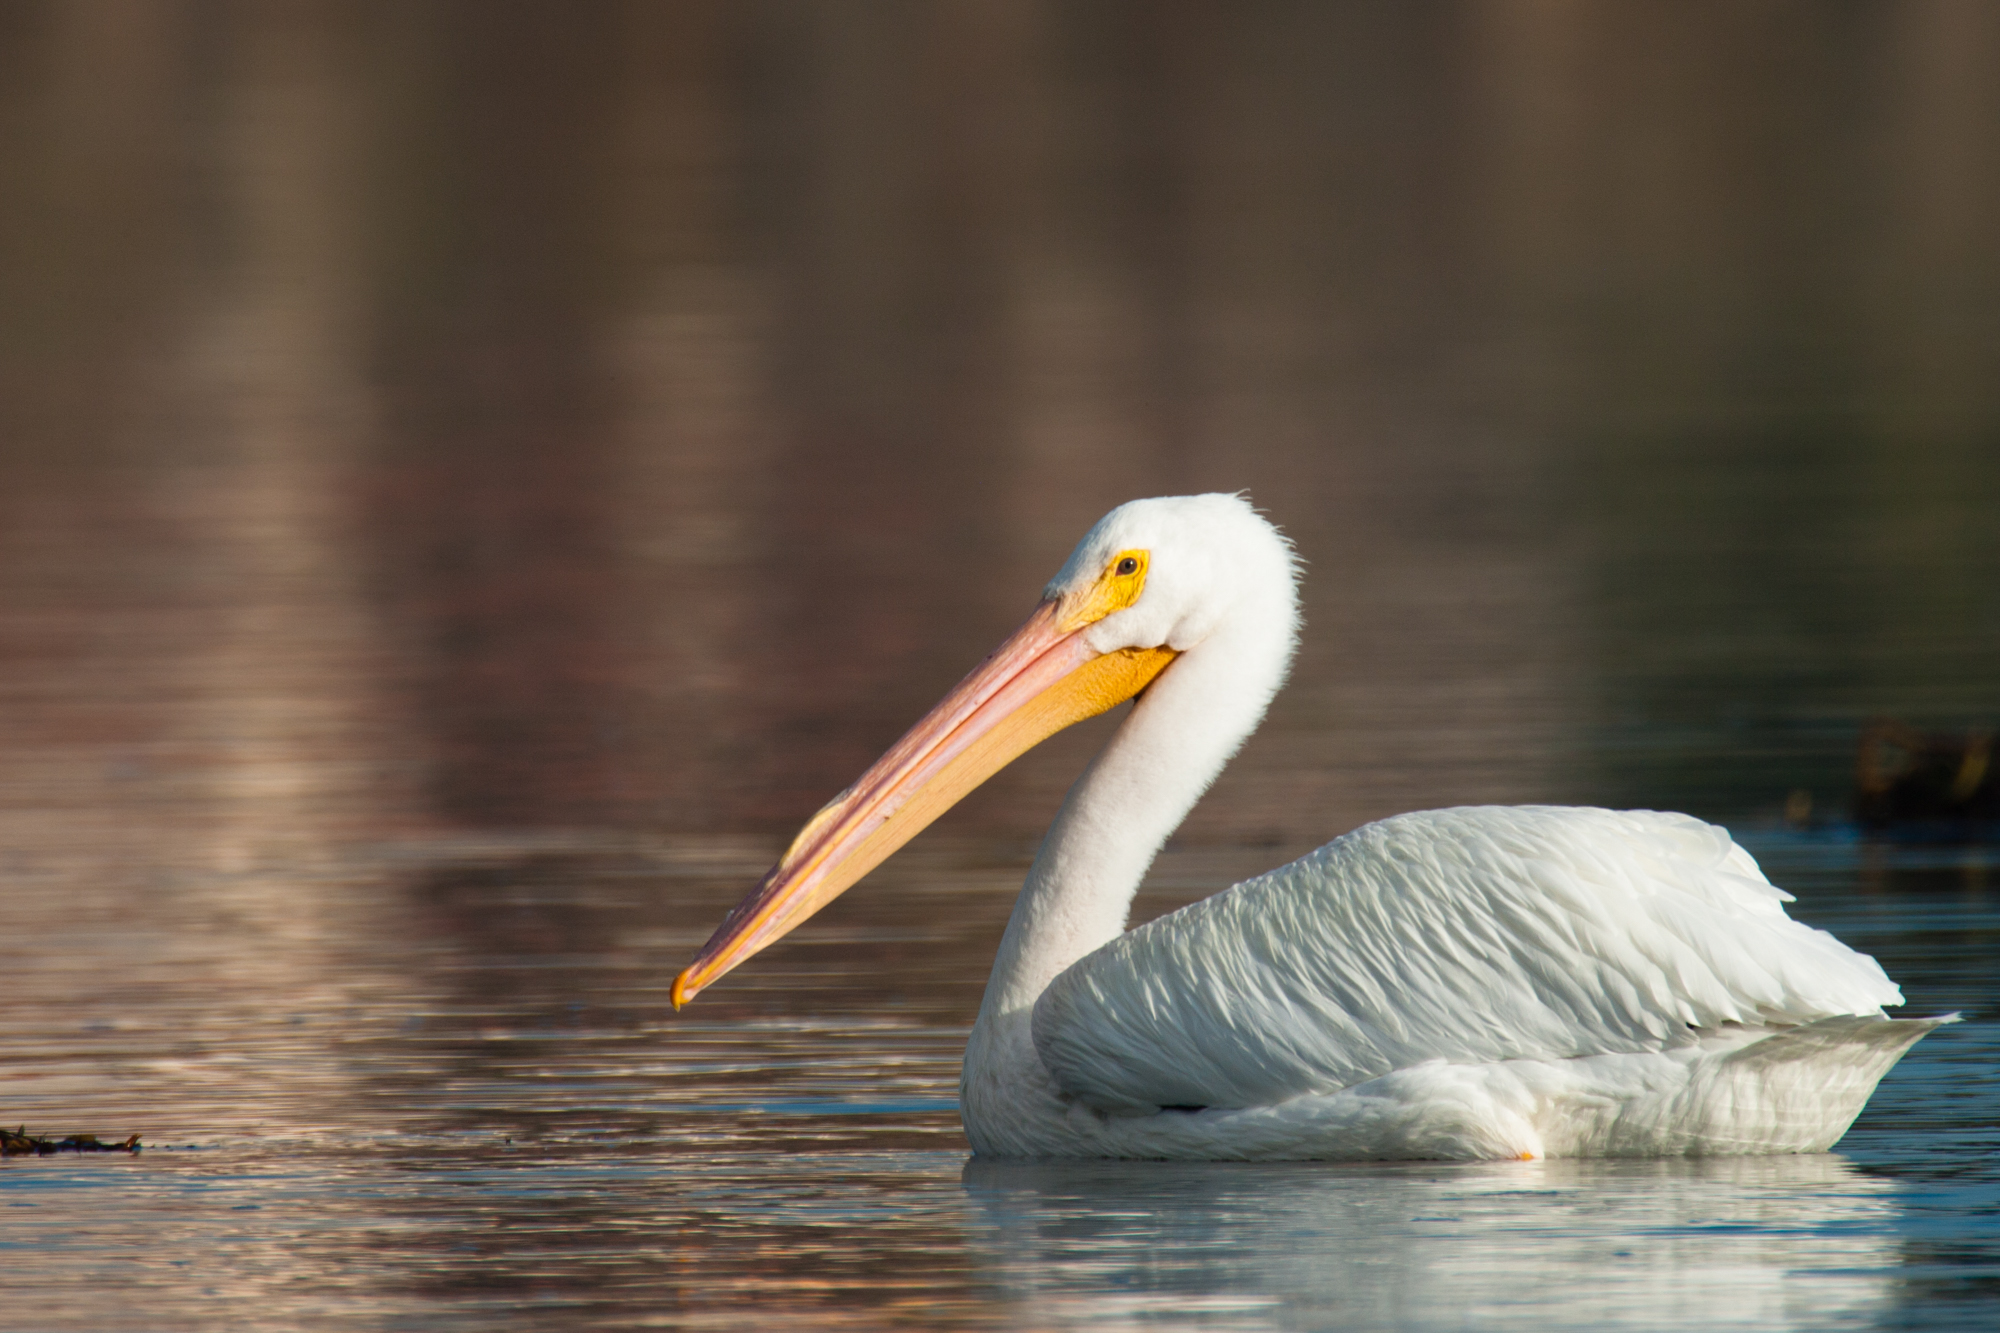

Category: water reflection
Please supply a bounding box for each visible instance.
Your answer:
[964,1155,1904,1332]
[0,836,1994,1331]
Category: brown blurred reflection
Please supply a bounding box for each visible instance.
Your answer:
[0,0,1995,885]
[0,0,1993,918]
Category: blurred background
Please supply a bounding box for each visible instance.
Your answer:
[1,0,1998,922]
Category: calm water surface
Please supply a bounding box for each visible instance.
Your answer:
[2,838,1997,1331]
[4,4,2000,1330]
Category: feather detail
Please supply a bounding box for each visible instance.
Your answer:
[1031,806,1902,1116]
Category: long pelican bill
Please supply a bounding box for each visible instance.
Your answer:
[672,598,1177,1007]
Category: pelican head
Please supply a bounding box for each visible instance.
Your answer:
[671,494,1298,1007]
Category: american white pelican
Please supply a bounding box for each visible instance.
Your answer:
[674,494,1946,1159]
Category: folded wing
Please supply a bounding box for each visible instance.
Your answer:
[1031,806,1903,1115]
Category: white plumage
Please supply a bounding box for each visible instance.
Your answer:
[680,494,1946,1159]
[1033,806,1903,1116]
[972,805,1937,1159]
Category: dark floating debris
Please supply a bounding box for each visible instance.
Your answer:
[1,1125,142,1157]
[1856,719,2000,841]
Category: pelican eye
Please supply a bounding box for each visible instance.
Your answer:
[1057,549,1151,630]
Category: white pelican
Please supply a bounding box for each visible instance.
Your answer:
[673,494,1946,1159]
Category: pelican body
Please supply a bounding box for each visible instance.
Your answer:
[675,495,1944,1160]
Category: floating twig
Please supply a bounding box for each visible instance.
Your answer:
[0,1125,142,1156]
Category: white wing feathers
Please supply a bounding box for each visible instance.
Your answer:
[1030,807,1904,1115]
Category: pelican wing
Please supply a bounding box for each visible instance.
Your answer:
[1031,806,1904,1115]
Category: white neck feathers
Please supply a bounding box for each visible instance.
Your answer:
[977,570,1297,1019]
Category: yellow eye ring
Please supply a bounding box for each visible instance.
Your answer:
[1058,549,1151,630]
